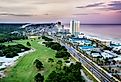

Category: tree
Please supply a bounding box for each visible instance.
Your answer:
[45,71,57,82]
[0,45,5,49]
[75,62,82,70]
[42,36,53,41]
[55,50,70,58]
[104,58,109,65]
[46,62,84,82]
[34,59,44,70]
[6,51,18,58]
[48,58,54,66]
[1,44,30,58]
[112,60,116,65]
[56,60,62,70]
[51,44,61,51]
[26,42,31,46]
[0,50,4,57]
[60,46,67,51]
[34,73,44,82]
[63,56,69,60]
[96,43,99,47]
[96,56,101,65]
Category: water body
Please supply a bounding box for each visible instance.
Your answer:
[65,24,121,42]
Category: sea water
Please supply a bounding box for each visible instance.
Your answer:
[65,24,121,43]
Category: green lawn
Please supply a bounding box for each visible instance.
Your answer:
[0,39,58,82]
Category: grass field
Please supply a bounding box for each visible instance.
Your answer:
[0,39,58,82]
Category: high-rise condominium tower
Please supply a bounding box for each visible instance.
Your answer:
[70,20,80,37]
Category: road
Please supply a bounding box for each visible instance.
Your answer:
[62,43,119,82]
[47,35,120,82]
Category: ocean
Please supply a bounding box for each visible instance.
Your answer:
[65,24,121,43]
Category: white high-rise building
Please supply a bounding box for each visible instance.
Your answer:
[70,20,80,37]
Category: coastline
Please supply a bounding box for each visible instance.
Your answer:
[82,31,121,44]
[0,48,35,78]
[64,24,121,43]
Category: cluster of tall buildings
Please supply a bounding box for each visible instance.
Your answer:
[55,22,69,33]
[70,20,80,37]
[52,20,80,37]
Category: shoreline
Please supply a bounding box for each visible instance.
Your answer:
[0,48,35,78]
[64,24,121,43]
[80,31,121,44]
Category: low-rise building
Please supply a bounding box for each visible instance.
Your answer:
[69,38,92,46]
[90,52,102,58]
[114,56,121,64]
[98,39,111,46]
[113,46,121,52]
[78,33,85,38]
[101,52,113,59]
[28,36,39,39]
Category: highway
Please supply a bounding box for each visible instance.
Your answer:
[47,35,120,82]
[62,43,119,82]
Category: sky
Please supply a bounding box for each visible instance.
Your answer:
[0,0,121,24]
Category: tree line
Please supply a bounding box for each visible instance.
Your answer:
[35,36,84,82]
[0,34,27,43]
[33,59,44,82]
[43,41,70,59]
[41,36,53,41]
[33,59,85,82]
[46,62,85,82]
[0,44,30,58]
[0,24,22,33]
[42,36,70,59]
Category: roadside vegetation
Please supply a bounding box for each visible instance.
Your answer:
[46,62,84,82]
[41,36,85,82]
[82,67,98,82]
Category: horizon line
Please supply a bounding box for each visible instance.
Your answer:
[0,22,121,25]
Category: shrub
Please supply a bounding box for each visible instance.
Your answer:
[65,61,70,63]
[34,73,44,82]
[55,50,70,58]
